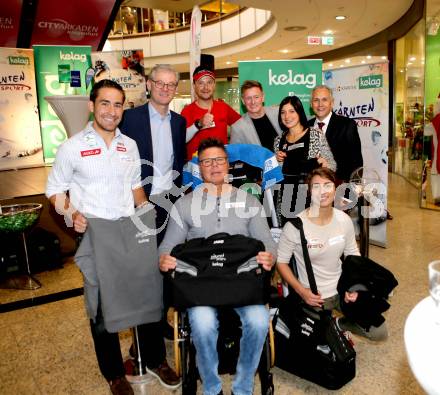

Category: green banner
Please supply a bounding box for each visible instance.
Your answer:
[33,45,92,163]
[238,60,322,116]
[425,33,440,119]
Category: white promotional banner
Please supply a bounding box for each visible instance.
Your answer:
[189,5,202,101]
[324,62,389,246]
[0,47,43,170]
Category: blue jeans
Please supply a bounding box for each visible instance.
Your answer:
[188,305,269,395]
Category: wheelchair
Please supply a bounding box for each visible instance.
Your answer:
[173,307,275,395]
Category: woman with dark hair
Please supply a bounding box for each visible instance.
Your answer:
[274,95,336,224]
[276,167,387,341]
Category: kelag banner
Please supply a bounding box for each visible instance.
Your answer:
[238,60,322,116]
[0,0,22,47]
[0,47,43,170]
[423,31,440,208]
[324,63,389,246]
[33,45,92,163]
[91,50,147,109]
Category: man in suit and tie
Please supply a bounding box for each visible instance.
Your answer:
[120,64,186,243]
[119,64,186,370]
[308,85,363,183]
[230,80,283,151]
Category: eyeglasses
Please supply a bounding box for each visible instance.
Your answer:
[150,79,178,90]
[199,156,227,167]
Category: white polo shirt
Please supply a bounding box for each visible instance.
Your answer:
[46,122,142,220]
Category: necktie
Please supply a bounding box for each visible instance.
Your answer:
[318,122,325,130]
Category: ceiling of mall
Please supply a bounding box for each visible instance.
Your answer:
[122,0,416,69]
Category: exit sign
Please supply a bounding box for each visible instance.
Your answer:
[307,36,321,45]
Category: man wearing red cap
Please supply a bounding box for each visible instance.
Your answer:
[181,65,240,161]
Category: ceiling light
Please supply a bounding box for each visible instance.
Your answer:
[361,60,366,64]
[279,49,289,54]
[335,15,346,20]
[323,30,333,35]
[339,65,343,68]
[284,25,307,32]
[345,59,350,63]
[255,56,261,60]
[366,55,372,59]
[226,61,232,65]
[409,56,416,61]
[400,69,404,73]
[329,63,333,67]
[407,62,413,66]
[381,56,387,60]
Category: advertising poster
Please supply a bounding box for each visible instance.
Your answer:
[0,0,23,47]
[30,0,115,50]
[324,63,389,246]
[33,45,92,163]
[0,47,43,170]
[91,50,147,108]
[423,31,440,209]
[425,32,440,111]
[238,60,322,116]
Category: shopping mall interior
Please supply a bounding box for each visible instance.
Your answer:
[1,0,440,394]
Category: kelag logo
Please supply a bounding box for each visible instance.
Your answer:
[359,74,383,89]
[268,69,316,88]
[59,51,87,62]
[8,56,30,66]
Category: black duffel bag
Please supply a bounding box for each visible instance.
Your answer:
[169,233,270,309]
[273,218,356,390]
[274,292,356,390]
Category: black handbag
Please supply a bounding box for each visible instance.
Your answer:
[169,233,270,309]
[274,217,356,390]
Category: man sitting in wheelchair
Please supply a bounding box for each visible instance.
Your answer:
[159,138,277,395]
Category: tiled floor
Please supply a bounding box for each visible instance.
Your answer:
[0,173,438,394]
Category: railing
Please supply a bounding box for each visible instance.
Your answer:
[109,4,241,38]
[105,7,272,58]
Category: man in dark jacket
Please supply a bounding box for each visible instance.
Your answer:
[120,64,186,244]
[308,85,363,183]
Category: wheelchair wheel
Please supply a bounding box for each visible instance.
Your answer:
[258,321,275,395]
[173,310,181,376]
[174,311,197,395]
[269,319,275,368]
[180,339,197,395]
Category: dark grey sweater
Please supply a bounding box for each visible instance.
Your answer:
[75,209,162,332]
